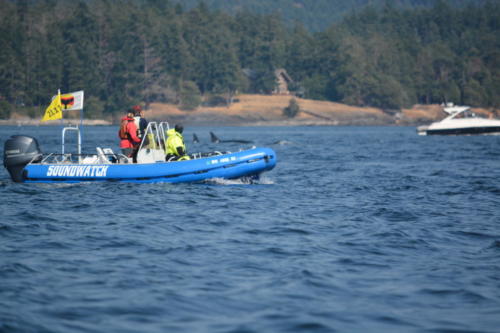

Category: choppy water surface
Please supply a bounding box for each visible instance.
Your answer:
[1,125,499,333]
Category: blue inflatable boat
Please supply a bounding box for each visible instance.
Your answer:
[3,122,276,184]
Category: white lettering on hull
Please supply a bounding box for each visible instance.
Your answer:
[46,165,110,177]
[207,156,237,165]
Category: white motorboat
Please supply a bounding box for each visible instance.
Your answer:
[417,103,500,135]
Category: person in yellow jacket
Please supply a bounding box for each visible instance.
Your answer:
[165,124,191,161]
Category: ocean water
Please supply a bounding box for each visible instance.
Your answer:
[1,125,499,333]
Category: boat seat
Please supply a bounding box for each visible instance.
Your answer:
[102,148,115,155]
[82,155,100,164]
[102,148,118,163]
[96,147,112,164]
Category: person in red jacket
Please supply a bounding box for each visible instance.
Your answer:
[119,110,141,161]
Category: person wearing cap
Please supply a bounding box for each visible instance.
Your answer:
[165,124,190,161]
[119,110,141,161]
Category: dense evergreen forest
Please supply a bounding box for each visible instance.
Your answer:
[172,0,492,32]
[0,0,498,119]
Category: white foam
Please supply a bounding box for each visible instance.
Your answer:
[204,176,274,185]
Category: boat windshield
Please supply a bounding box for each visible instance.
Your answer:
[450,109,488,119]
[444,104,491,120]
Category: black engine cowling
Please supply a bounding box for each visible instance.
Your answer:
[3,135,42,182]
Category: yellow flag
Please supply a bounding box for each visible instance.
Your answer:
[41,90,62,121]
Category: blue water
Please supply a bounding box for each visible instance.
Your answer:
[1,125,499,333]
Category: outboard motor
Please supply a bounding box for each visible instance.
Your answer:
[3,135,42,182]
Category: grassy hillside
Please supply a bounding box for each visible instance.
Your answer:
[145,95,498,126]
[3,95,496,126]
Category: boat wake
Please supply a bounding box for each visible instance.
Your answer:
[256,175,275,184]
[273,140,293,145]
[204,175,274,185]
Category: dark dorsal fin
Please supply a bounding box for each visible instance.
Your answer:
[210,132,220,143]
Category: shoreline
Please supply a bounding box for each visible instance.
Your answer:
[0,119,113,126]
[0,118,414,127]
[2,95,497,127]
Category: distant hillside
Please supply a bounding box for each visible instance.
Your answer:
[4,94,497,126]
[144,94,498,126]
[1,0,497,117]
[170,0,489,31]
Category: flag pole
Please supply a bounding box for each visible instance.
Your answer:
[57,89,64,154]
[80,107,84,158]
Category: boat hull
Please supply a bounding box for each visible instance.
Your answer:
[424,126,500,135]
[418,108,500,136]
[21,148,276,183]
